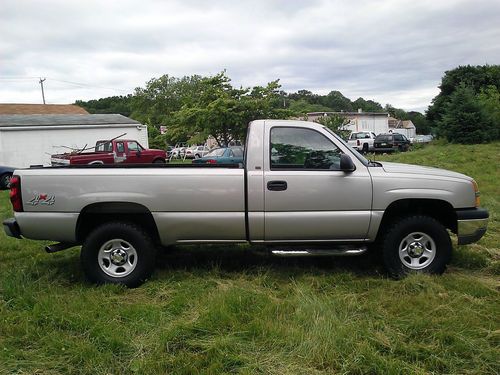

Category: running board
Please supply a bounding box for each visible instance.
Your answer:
[271,246,367,257]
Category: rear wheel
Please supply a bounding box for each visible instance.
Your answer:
[382,215,452,278]
[0,173,12,190]
[81,222,157,287]
[362,143,369,153]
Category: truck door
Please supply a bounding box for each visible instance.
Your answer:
[263,125,372,241]
[125,141,143,163]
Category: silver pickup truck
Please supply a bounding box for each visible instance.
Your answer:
[3,120,489,287]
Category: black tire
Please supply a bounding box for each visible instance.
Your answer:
[81,222,157,287]
[0,173,12,190]
[382,215,452,278]
[153,158,165,164]
[194,154,200,159]
[362,143,369,153]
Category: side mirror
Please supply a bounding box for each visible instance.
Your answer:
[340,154,356,172]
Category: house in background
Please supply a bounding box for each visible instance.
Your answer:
[307,110,417,138]
[388,117,416,139]
[0,114,148,168]
[307,109,390,134]
[0,103,88,115]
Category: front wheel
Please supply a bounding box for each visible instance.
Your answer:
[382,215,452,278]
[81,222,157,287]
[153,158,165,164]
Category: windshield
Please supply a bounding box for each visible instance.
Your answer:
[350,132,370,140]
[323,127,370,166]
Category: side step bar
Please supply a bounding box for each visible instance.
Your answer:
[271,246,367,257]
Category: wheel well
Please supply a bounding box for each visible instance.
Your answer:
[377,199,457,240]
[76,202,160,243]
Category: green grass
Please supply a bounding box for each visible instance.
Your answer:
[1,142,499,374]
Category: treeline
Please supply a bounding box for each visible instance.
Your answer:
[75,72,428,148]
[76,65,499,146]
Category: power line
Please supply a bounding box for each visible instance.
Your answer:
[47,78,131,93]
[0,76,132,94]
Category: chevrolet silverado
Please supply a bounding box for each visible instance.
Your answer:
[3,120,489,287]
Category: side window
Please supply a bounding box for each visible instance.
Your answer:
[116,142,125,153]
[394,134,403,141]
[127,141,139,152]
[270,127,342,170]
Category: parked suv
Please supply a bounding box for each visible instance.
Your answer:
[348,132,377,152]
[374,133,411,152]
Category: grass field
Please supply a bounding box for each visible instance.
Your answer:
[0,142,499,374]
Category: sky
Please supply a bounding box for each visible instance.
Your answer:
[1,0,499,112]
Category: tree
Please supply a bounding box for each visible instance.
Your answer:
[75,95,133,116]
[172,73,291,146]
[477,85,500,140]
[352,97,384,112]
[438,83,490,144]
[131,74,205,127]
[427,65,500,127]
[320,90,353,111]
[312,114,351,139]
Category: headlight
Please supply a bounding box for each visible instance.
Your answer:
[472,180,480,207]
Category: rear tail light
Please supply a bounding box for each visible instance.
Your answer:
[206,159,217,164]
[9,175,23,212]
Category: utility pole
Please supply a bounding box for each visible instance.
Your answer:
[39,77,46,104]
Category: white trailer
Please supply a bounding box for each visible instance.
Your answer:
[0,114,149,168]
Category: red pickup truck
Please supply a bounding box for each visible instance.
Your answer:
[51,139,167,166]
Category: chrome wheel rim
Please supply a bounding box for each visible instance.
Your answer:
[98,239,138,277]
[399,232,436,270]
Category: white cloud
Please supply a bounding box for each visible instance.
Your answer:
[1,0,499,111]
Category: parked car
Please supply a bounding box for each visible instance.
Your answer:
[0,165,15,190]
[3,120,488,287]
[185,145,210,159]
[347,132,377,152]
[51,139,167,165]
[374,133,411,152]
[170,147,186,159]
[191,146,244,164]
[412,135,434,144]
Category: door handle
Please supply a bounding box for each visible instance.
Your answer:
[267,180,287,191]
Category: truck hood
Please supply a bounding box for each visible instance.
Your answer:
[381,161,472,181]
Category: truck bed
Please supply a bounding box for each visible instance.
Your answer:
[14,165,246,245]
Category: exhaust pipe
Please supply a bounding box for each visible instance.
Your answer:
[45,242,75,253]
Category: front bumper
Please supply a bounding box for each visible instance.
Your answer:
[456,208,489,245]
[3,218,21,239]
